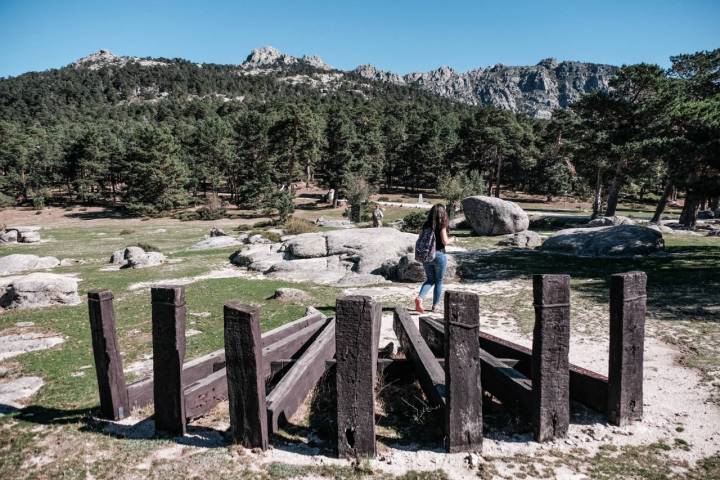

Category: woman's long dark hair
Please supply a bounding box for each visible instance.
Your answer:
[423,204,449,233]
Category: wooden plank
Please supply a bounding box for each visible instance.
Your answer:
[87,290,129,420]
[532,274,570,442]
[151,285,187,436]
[261,312,325,347]
[336,296,380,459]
[262,319,329,378]
[224,302,268,449]
[444,291,483,453]
[393,308,446,407]
[126,314,325,410]
[420,316,531,412]
[608,271,646,426]
[267,320,336,433]
[420,316,608,413]
[184,368,227,420]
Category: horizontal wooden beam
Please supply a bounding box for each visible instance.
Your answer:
[126,312,326,410]
[393,307,445,407]
[184,368,227,421]
[267,320,336,433]
[419,317,608,413]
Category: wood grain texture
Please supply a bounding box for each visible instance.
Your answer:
[267,319,336,433]
[87,290,129,420]
[444,291,483,453]
[224,302,268,449]
[393,308,446,407]
[151,285,187,435]
[532,275,570,442]
[608,271,646,426]
[420,317,608,414]
[335,296,379,459]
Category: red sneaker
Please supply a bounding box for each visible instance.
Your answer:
[414,297,425,314]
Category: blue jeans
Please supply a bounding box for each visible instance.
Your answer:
[418,251,447,307]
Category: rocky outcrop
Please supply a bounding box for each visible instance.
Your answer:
[540,225,664,257]
[241,46,331,71]
[231,227,416,286]
[110,247,166,268]
[0,226,42,244]
[190,235,244,250]
[0,254,60,276]
[585,216,636,228]
[461,196,530,235]
[388,253,458,282]
[355,58,617,119]
[0,273,80,309]
[498,231,543,248]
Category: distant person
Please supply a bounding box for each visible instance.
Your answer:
[372,205,384,227]
[414,204,455,314]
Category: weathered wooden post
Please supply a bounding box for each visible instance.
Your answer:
[88,289,129,420]
[224,302,268,449]
[335,296,380,458]
[151,285,187,435]
[608,271,646,426]
[532,274,570,442]
[444,291,483,452]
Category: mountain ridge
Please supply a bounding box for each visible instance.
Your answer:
[46,46,618,118]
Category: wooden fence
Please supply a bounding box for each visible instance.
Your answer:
[88,271,646,456]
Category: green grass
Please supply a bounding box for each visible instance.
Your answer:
[1,211,719,479]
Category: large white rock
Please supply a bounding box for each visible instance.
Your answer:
[286,233,328,258]
[324,227,416,274]
[190,236,243,250]
[540,225,664,257]
[109,246,166,269]
[0,230,18,243]
[461,196,529,235]
[0,273,80,309]
[231,228,416,286]
[585,216,636,228]
[497,231,543,248]
[0,254,60,276]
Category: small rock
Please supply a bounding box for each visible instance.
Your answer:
[497,230,542,248]
[272,288,312,303]
[18,231,41,243]
[209,227,227,237]
[585,215,636,227]
[247,234,271,245]
[0,230,18,243]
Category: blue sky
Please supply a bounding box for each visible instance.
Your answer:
[0,0,718,78]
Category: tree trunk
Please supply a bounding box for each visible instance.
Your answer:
[650,180,673,224]
[494,159,502,198]
[679,191,700,228]
[605,161,625,217]
[591,168,603,219]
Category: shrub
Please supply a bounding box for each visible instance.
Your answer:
[195,206,226,220]
[119,229,135,235]
[252,220,275,228]
[402,210,428,233]
[234,224,252,231]
[283,217,318,235]
[126,203,160,217]
[0,192,14,208]
[32,195,45,210]
[175,210,199,221]
[262,231,282,243]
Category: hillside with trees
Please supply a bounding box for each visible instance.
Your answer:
[0,48,717,226]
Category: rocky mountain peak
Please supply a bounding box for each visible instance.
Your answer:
[242,46,331,70]
[73,49,121,67]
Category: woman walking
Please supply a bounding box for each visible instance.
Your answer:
[414,204,455,314]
